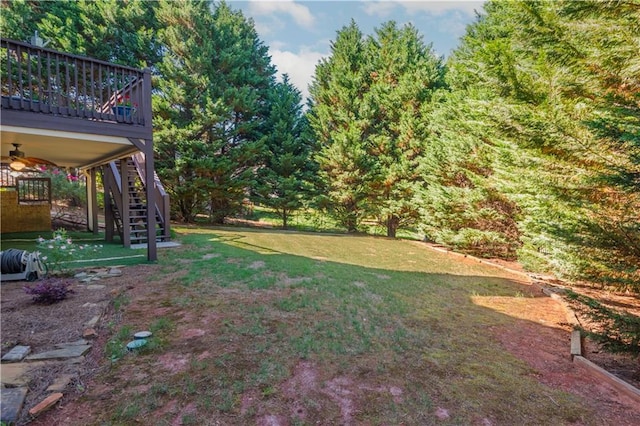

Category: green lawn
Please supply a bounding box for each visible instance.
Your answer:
[85,226,592,424]
[1,230,148,271]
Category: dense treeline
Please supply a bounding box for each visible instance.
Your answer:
[446,1,639,288]
[2,0,638,290]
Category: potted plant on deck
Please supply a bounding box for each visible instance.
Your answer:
[112,94,137,119]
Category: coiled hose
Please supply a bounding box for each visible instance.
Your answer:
[1,249,26,274]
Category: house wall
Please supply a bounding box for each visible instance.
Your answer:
[0,190,51,233]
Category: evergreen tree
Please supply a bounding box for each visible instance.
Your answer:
[309,20,444,235]
[1,0,160,68]
[362,22,445,237]
[154,0,275,222]
[253,75,316,228]
[448,0,640,288]
[308,21,372,232]
[417,89,522,259]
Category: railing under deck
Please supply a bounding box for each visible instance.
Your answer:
[1,38,150,126]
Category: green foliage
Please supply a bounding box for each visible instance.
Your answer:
[153,0,275,223]
[1,0,160,68]
[43,168,86,207]
[445,0,640,288]
[417,90,522,259]
[37,229,102,276]
[362,22,445,237]
[253,76,317,228]
[565,291,640,354]
[309,20,445,235]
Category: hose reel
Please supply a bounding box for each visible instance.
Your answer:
[0,249,47,282]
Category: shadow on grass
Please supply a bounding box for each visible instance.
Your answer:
[87,225,632,425]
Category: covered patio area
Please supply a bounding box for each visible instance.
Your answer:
[1,37,169,261]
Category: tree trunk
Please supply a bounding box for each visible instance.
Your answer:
[386,215,399,238]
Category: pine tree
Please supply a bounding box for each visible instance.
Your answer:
[253,75,316,228]
[309,20,445,236]
[1,0,161,68]
[447,0,640,288]
[362,22,445,237]
[154,0,275,222]
[308,21,372,232]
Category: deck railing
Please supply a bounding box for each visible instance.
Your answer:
[16,177,51,204]
[1,38,150,126]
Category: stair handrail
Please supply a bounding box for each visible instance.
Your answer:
[108,161,122,191]
[105,162,124,235]
[131,152,171,240]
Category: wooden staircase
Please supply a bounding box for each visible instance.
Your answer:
[104,154,170,246]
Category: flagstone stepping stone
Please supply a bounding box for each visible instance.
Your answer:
[55,339,88,348]
[47,374,74,392]
[26,345,91,361]
[108,268,122,276]
[86,284,106,290]
[126,339,147,350]
[1,387,28,424]
[1,345,31,362]
[0,361,46,386]
[134,331,152,339]
[84,315,101,328]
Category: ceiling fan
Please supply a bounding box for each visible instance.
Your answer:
[2,143,58,171]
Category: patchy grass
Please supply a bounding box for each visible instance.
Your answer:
[83,226,593,425]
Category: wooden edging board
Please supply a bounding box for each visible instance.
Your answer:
[573,355,640,404]
[422,242,640,404]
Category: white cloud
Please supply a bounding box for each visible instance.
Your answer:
[252,16,285,37]
[248,0,315,28]
[269,48,327,101]
[363,0,483,17]
[362,1,398,17]
[400,0,483,16]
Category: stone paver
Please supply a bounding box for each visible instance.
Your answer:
[26,345,91,361]
[0,361,46,386]
[1,387,28,423]
[83,315,101,328]
[55,339,88,349]
[1,345,31,362]
[47,374,74,392]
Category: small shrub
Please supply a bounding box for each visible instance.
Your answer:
[23,278,74,304]
[37,229,102,276]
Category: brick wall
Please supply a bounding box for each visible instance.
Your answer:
[0,190,51,233]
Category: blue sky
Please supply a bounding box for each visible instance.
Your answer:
[228,0,485,100]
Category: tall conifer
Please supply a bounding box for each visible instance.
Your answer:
[308,21,372,232]
[254,75,316,228]
[154,0,275,222]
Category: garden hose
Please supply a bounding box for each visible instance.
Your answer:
[0,249,47,281]
[1,249,27,274]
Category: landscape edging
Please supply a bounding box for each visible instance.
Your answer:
[421,242,640,403]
